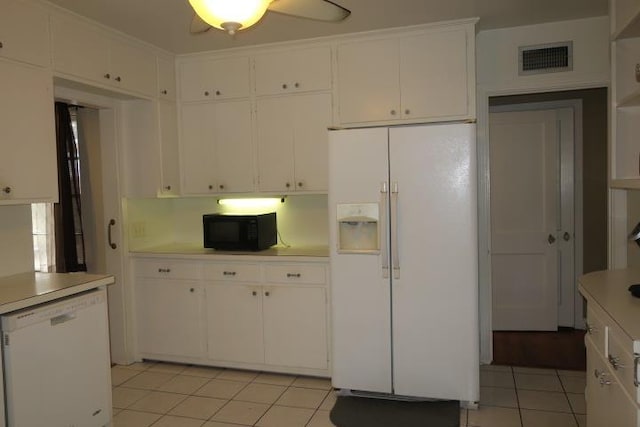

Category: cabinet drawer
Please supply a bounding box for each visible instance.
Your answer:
[586,304,608,356]
[607,323,640,404]
[204,263,261,282]
[135,259,202,280]
[265,264,326,284]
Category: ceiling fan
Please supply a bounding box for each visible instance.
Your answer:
[189,0,351,35]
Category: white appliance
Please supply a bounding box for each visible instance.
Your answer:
[1,289,112,426]
[329,123,479,404]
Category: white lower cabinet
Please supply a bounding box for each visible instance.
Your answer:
[134,257,329,375]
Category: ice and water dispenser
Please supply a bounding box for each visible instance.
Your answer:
[336,203,380,253]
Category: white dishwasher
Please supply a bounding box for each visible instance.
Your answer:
[1,288,112,427]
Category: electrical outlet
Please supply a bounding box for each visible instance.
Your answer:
[131,222,146,238]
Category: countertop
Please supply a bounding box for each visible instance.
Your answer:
[578,268,640,341]
[0,272,114,314]
[129,243,329,261]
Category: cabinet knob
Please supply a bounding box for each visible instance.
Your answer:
[286,273,301,278]
[405,109,411,115]
[115,76,122,82]
[215,90,221,96]
[104,73,111,79]
[390,109,396,116]
[164,185,171,191]
[252,291,257,296]
[297,182,303,188]
[285,182,291,188]
[264,291,270,297]
[204,91,210,96]
[2,186,11,194]
[223,271,236,276]
[608,354,624,370]
[0,42,3,49]
[294,82,300,88]
[219,184,225,190]
[190,288,195,293]
[208,184,214,190]
[282,83,288,89]
[161,89,168,95]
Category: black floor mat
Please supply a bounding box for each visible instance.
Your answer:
[329,395,460,427]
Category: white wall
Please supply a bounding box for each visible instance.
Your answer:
[477,16,610,92]
[127,194,329,250]
[0,205,34,276]
[475,16,610,364]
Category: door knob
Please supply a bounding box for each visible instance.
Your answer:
[548,234,556,244]
[563,232,571,241]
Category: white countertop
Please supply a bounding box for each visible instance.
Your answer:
[0,272,114,314]
[129,243,329,261]
[578,268,640,341]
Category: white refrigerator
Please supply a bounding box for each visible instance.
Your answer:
[328,123,479,404]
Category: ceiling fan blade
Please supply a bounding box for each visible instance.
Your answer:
[190,14,212,34]
[267,0,351,22]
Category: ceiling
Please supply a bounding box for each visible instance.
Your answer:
[45,0,608,54]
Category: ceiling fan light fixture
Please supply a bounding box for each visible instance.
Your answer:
[188,0,272,34]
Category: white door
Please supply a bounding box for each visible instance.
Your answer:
[389,124,478,401]
[490,110,559,331]
[329,127,392,394]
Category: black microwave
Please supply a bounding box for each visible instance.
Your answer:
[203,213,277,251]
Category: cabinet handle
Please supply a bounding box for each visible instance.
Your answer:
[107,219,117,249]
[2,186,11,194]
[115,76,122,82]
[264,291,270,297]
[223,271,237,276]
[634,353,640,386]
[157,268,171,273]
[585,321,596,334]
[104,73,111,79]
[164,185,172,191]
[287,273,301,278]
[0,42,3,49]
[608,354,624,370]
[161,89,168,95]
[636,64,640,83]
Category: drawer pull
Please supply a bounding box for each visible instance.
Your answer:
[608,354,624,370]
[634,353,640,387]
[158,268,171,273]
[223,271,237,276]
[287,273,301,278]
[585,321,596,335]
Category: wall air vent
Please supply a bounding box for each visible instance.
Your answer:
[518,41,573,76]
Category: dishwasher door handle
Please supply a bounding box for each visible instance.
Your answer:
[50,313,76,326]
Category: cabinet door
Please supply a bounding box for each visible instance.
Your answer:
[51,14,110,83]
[108,37,157,97]
[254,46,332,96]
[206,284,264,364]
[337,38,400,124]
[158,55,177,101]
[180,103,216,194]
[400,28,470,120]
[292,93,332,192]
[256,97,295,192]
[213,101,254,193]
[263,286,328,369]
[136,279,205,358]
[159,100,180,196]
[0,0,50,67]
[0,61,57,204]
[179,56,250,102]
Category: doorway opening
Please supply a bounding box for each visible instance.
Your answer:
[488,88,607,369]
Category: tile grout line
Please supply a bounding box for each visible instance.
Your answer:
[555,369,581,427]
[511,366,525,427]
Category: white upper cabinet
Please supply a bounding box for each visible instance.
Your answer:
[0,0,50,67]
[254,46,332,96]
[337,22,476,125]
[180,100,254,195]
[159,101,180,196]
[178,56,250,102]
[0,60,57,204]
[51,14,158,97]
[157,55,177,101]
[256,93,331,193]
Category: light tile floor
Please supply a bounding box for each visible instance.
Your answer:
[111,362,586,427]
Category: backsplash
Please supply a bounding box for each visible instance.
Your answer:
[126,194,329,250]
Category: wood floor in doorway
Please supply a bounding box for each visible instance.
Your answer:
[492,328,586,371]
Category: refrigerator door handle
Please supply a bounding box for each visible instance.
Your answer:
[391,182,400,279]
[380,182,389,278]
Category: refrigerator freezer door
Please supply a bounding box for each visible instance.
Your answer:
[389,123,479,402]
[329,127,393,393]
